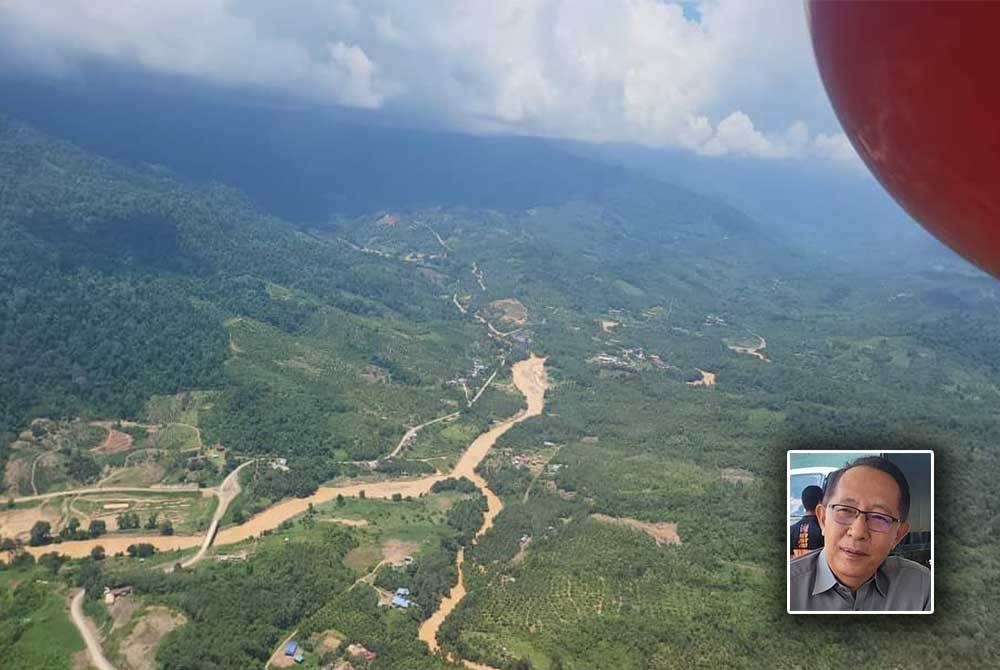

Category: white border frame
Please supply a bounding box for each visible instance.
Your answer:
[786,449,934,615]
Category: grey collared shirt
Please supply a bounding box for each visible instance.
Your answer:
[789,548,931,612]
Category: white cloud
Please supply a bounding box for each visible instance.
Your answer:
[0,0,393,109]
[698,113,863,169]
[0,0,860,167]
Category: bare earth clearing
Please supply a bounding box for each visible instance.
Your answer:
[591,513,681,546]
[120,606,187,670]
[490,298,528,325]
[320,517,369,527]
[382,539,419,566]
[686,369,717,386]
[726,334,770,362]
[0,503,62,541]
[93,429,133,454]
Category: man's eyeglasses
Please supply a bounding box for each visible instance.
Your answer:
[827,503,900,533]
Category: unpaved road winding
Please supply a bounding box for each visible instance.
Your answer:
[386,412,460,460]
[30,452,47,496]
[70,589,116,670]
[177,459,255,569]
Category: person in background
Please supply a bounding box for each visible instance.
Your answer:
[790,485,824,557]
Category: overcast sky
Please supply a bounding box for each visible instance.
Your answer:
[0,0,859,167]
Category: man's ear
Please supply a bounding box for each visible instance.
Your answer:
[893,520,910,548]
[816,503,827,534]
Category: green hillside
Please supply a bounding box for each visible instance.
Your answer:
[2,118,1000,668]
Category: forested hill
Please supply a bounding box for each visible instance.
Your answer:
[0,114,783,479]
[6,112,1000,668]
[0,116,483,462]
[3,73,759,225]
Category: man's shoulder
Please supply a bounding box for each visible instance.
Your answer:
[880,555,931,610]
[883,555,931,579]
[790,549,821,579]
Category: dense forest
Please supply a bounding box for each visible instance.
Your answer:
[0,116,494,493]
[3,114,1000,669]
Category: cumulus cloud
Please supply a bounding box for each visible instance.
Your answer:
[0,0,393,108]
[0,0,860,167]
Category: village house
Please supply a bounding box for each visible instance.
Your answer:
[511,454,546,469]
[103,585,132,605]
[391,587,412,609]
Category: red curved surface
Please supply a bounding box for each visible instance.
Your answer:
[807,1,1000,277]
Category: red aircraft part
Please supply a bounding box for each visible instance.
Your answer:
[807,2,1000,277]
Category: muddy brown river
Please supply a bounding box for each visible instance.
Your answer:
[19,358,546,571]
[16,356,548,669]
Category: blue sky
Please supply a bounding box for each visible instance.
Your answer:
[0,0,858,168]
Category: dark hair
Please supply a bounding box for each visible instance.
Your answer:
[801,485,823,512]
[822,456,910,521]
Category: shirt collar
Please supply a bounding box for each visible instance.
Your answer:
[812,549,839,596]
[872,561,890,597]
[812,548,891,597]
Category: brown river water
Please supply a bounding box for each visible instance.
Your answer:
[17,355,548,666]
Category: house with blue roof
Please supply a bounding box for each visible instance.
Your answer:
[284,640,298,656]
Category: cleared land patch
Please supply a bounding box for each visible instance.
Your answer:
[119,606,187,670]
[0,502,62,541]
[382,539,420,566]
[686,369,716,386]
[93,429,133,454]
[590,513,681,546]
[490,298,528,325]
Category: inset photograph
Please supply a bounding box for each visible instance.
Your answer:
[787,450,933,613]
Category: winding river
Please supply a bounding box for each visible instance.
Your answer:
[19,357,547,659]
[416,355,546,659]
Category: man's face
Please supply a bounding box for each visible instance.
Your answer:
[816,466,910,590]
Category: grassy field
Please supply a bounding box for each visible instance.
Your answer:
[143,390,221,428]
[315,493,460,568]
[0,569,84,670]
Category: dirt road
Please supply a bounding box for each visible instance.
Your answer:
[177,459,255,569]
[70,589,116,670]
[30,452,48,496]
[13,484,202,505]
[727,333,769,361]
[386,412,460,460]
